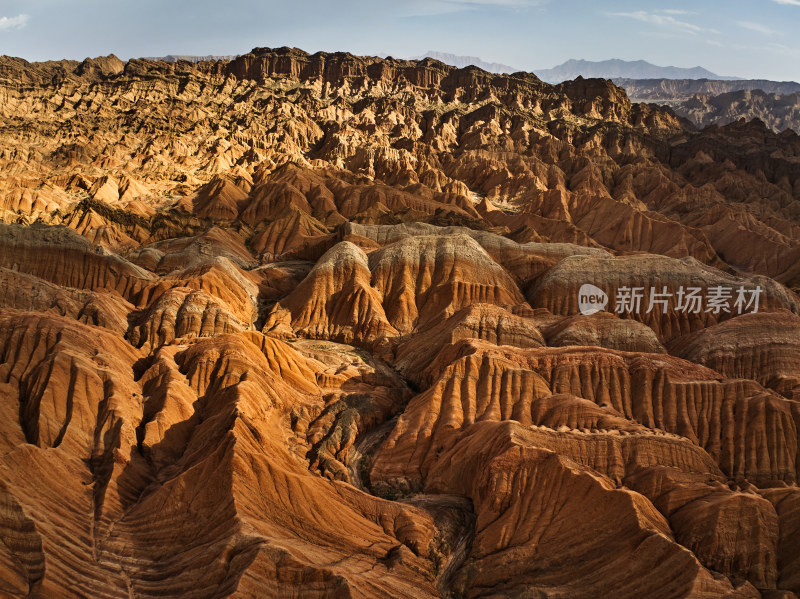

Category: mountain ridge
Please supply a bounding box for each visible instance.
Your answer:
[536,58,739,83]
[409,50,519,74]
[141,54,239,63]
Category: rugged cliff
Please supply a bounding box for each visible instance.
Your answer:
[617,78,800,133]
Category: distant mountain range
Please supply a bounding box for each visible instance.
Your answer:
[142,55,238,63]
[534,59,739,83]
[409,51,518,74]
[409,54,741,82]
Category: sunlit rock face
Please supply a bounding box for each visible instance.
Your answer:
[1,47,799,598]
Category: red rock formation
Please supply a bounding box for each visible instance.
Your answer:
[544,310,667,353]
[0,224,155,303]
[530,254,800,341]
[127,287,247,349]
[264,241,398,345]
[627,467,779,588]
[670,311,800,399]
[403,420,752,598]
[373,340,800,487]
[2,47,800,597]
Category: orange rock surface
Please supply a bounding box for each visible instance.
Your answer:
[1,47,800,597]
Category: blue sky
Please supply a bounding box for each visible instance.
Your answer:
[1,0,799,81]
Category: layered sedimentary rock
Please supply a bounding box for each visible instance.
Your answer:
[127,287,247,349]
[2,46,800,598]
[544,310,667,353]
[264,241,398,345]
[372,340,800,486]
[626,467,779,589]
[418,422,757,598]
[530,254,800,342]
[0,267,131,334]
[0,224,155,303]
[392,303,545,385]
[670,311,800,400]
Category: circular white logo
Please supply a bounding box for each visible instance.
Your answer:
[578,284,608,315]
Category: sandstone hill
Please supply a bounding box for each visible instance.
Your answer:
[1,46,800,598]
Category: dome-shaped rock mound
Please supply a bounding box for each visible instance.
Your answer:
[263,241,398,345]
[669,310,800,399]
[545,311,667,353]
[368,233,528,333]
[530,253,800,342]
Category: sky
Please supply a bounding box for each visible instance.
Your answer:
[1,0,799,81]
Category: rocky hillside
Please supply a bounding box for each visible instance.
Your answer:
[619,78,800,100]
[674,89,800,134]
[1,46,800,598]
[618,78,800,133]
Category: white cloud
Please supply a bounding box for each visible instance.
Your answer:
[773,0,800,5]
[737,21,782,36]
[0,13,28,32]
[609,10,719,35]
